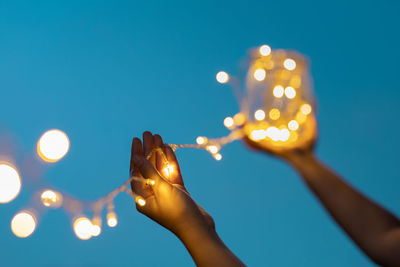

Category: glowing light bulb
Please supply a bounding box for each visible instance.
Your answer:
[279,128,290,141]
[233,113,245,126]
[273,85,284,98]
[254,109,266,121]
[37,129,70,162]
[223,117,234,129]
[91,224,101,237]
[136,196,146,207]
[162,164,175,177]
[196,136,207,145]
[266,127,280,141]
[300,104,312,115]
[288,120,299,131]
[147,179,156,186]
[74,217,93,240]
[214,153,222,161]
[283,58,296,70]
[296,112,307,124]
[11,211,37,238]
[41,190,62,208]
[269,109,280,120]
[253,69,266,81]
[250,130,267,141]
[259,45,271,56]
[285,86,296,99]
[207,145,219,154]
[216,71,229,84]
[0,163,21,203]
[107,212,118,228]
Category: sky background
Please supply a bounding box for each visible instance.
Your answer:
[1,0,399,266]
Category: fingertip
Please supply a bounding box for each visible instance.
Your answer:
[154,134,163,147]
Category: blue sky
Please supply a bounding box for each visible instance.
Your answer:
[0,0,399,266]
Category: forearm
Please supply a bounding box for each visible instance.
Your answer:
[176,224,245,267]
[287,152,400,265]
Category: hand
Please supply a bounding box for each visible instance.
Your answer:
[243,115,318,163]
[130,131,215,237]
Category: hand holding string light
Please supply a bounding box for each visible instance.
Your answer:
[130,132,215,235]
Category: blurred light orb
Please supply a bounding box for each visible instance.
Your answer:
[285,86,296,99]
[266,127,280,141]
[233,113,245,126]
[273,85,284,98]
[216,71,229,84]
[136,196,146,207]
[196,136,207,145]
[11,211,37,238]
[254,69,266,81]
[269,109,281,120]
[207,145,219,154]
[288,120,299,131]
[107,213,118,228]
[73,217,93,240]
[259,45,271,56]
[301,104,312,115]
[37,129,70,162]
[283,58,296,70]
[254,109,266,121]
[41,190,62,208]
[223,117,234,128]
[0,163,21,203]
[91,224,101,237]
[250,129,267,141]
[214,153,222,161]
[279,128,291,141]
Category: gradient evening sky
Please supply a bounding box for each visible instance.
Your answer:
[1,0,399,266]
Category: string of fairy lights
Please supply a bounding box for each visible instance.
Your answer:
[0,44,316,240]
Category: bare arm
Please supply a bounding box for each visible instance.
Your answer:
[287,151,400,266]
[131,132,245,267]
[245,136,400,266]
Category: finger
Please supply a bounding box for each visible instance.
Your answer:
[143,131,154,158]
[133,155,161,180]
[130,137,144,176]
[162,145,184,185]
[154,134,164,174]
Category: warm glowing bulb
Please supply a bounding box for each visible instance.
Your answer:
[250,129,267,141]
[107,213,118,228]
[233,113,245,126]
[273,85,284,98]
[214,153,222,161]
[0,163,21,203]
[266,127,280,141]
[254,109,266,121]
[216,71,229,84]
[91,224,101,237]
[41,190,62,208]
[269,109,280,120]
[296,112,307,124]
[207,145,219,154]
[37,129,70,162]
[285,86,296,99]
[74,217,93,240]
[163,164,175,177]
[223,117,234,129]
[11,211,37,238]
[279,128,290,141]
[253,69,266,81]
[288,120,299,131]
[259,45,271,56]
[283,58,296,70]
[196,136,207,145]
[300,104,312,115]
[136,197,146,207]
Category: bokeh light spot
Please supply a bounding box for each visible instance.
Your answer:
[0,163,21,204]
[37,129,70,162]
